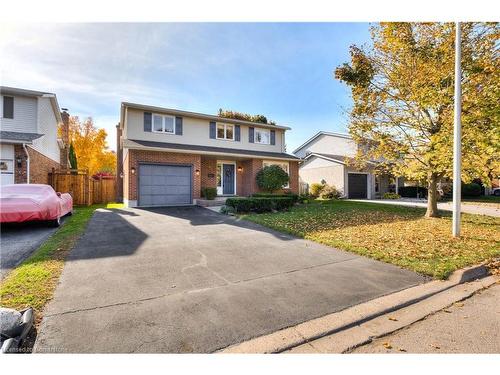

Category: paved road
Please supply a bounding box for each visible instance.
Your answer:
[34,206,426,353]
[0,220,65,279]
[352,283,500,353]
[351,199,500,217]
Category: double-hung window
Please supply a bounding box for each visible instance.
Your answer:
[152,114,175,134]
[263,160,290,188]
[255,128,270,144]
[216,123,234,141]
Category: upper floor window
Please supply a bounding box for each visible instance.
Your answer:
[217,123,234,140]
[2,96,14,119]
[152,114,175,134]
[255,128,270,144]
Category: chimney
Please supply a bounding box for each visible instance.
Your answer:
[60,109,70,169]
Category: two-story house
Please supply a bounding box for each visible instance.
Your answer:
[293,131,402,199]
[0,86,69,186]
[117,102,300,207]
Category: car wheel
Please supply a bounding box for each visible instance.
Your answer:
[67,210,73,216]
[49,217,61,227]
[494,190,500,196]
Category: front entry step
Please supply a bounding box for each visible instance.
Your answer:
[195,197,230,207]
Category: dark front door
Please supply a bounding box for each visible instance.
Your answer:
[222,164,235,195]
[348,173,368,199]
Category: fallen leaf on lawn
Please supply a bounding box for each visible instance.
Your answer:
[383,342,392,349]
[399,348,407,352]
[430,344,441,349]
[388,317,398,321]
[443,309,452,313]
[455,302,464,307]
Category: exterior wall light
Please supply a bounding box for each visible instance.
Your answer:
[237,166,243,172]
[16,156,23,168]
[195,169,200,176]
[131,167,136,175]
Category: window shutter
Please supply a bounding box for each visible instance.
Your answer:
[270,130,276,145]
[209,121,216,139]
[175,117,183,135]
[235,125,241,141]
[144,112,152,132]
[3,96,14,119]
[249,127,254,143]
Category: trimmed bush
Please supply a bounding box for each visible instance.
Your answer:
[461,183,481,197]
[310,183,324,198]
[252,192,299,203]
[383,192,401,199]
[225,197,294,213]
[201,187,217,200]
[319,185,341,200]
[255,165,289,193]
[398,186,428,198]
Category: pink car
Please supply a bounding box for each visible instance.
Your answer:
[0,184,73,227]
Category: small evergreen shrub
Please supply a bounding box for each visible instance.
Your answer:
[255,165,289,193]
[461,183,481,197]
[398,186,428,198]
[383,192,401,199]
[225,197,294,213]
[201,187,217,200]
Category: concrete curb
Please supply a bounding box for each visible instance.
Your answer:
[221,264,492,353]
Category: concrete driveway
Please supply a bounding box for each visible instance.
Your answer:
[0,220,64,279]
[35,206,426,353]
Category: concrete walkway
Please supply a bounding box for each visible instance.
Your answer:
[351,199,500,217]
[351,282,500,353]
[34,206,425,353]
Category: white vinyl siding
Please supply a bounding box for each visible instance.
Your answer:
[294,133,358,159]
[30,97,60,163]
[0,95,37,133]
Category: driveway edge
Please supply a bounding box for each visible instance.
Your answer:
[220,264,491,353]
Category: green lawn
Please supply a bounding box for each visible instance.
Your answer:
[243,200,500,279]
[0,205,103,321]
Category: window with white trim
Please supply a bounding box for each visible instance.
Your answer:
[216,123,234,140]
[152,114,175,134]
[255,128,270,144]
[263,160,289,188]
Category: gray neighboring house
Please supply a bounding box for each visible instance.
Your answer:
[293,131,403,199]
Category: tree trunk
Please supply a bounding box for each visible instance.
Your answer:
[426,172,439,218]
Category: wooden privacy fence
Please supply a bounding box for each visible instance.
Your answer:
[49,168,116,206]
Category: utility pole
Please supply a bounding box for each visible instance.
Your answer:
[452,22,462,237]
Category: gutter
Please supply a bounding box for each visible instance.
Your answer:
[22,143,30,183]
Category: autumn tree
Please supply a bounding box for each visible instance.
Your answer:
[64,116,116,175]
[218,108,276,125]
[335,22,499,217]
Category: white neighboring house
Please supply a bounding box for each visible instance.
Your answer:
[293,131,402,199]
[0,86,69,186]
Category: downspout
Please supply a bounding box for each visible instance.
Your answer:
[22,143,30,184]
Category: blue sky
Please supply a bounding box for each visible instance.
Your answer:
[1,23,371,151]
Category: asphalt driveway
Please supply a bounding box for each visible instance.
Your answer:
[35,206,426,353]
[0,220,64,279]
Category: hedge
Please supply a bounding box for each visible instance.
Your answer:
[225,197,295,213]
[461,183,482,197]
[398,186,428,198]
[251,192,299,203]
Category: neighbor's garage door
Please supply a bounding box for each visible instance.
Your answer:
[348,173,367,199]
[138,164,192,206]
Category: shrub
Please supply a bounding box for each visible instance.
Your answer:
[219,205,235,215]
[319,185,341,199]
[398,186,428,198]
[225,197,294,213]
[255,165,289,193]
[383,192,401,199]
[201,187,217,200]
[310,183,324,198]
[461,183,482,197]
[252,192,299,203]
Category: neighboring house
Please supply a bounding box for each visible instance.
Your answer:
[0,86,69,186]
[116,102,300,207]
[293,131,402,199]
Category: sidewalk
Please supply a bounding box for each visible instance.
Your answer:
[350,199,499,217]
[350,282,500,353]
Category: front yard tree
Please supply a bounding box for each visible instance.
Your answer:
[335,23,499,217]
[256,165,289,193]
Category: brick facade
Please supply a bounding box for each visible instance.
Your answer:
[126,149,202,201]
[123,150,299,204]
[14,145,60,184]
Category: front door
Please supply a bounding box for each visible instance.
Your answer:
[222,164,235,195]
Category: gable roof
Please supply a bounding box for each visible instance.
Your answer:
[0,86,63,123]
[304,152,377,166]
[0,131,44,143]
[292,131,352,155]
[121,102,291,131]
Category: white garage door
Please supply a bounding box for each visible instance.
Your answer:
[0,144,15,185]
[138,164,192,206]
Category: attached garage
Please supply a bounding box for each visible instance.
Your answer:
[348,173,367,199]
[138,164,192,207]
